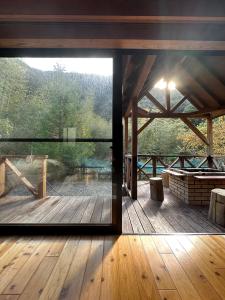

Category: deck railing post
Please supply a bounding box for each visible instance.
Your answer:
[0,159,5,196]
[179,156,185,168]
[37,157,47,199]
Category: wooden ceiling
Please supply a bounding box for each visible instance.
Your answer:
[122,55,225,118]
[1,1,225,49]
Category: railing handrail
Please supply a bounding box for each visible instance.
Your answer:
[124,154,225,158]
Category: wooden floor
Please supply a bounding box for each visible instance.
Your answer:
[123,182,225,234]
[0,181,224,233]
[0,235,225,299]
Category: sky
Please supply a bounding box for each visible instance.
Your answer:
[21,58,113,76]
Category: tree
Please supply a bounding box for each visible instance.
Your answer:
[177,117,225,155]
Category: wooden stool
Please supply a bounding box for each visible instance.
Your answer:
[208,188,225,226]
[150,177,164,201]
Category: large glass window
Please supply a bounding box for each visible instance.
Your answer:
[0,57,114,226]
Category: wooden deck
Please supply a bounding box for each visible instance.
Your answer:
[123,182,225,234]
[0,195,112,224]
[0,235,225,299]
[0,181,224,233]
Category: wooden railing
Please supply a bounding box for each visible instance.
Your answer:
[0,155,48,199]
[124,154,225,196]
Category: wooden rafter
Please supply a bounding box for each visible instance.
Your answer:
[176,66,221,107]
[180,117,209,145]
[128,118,154,144]
[124,56,156,117]
[180,60,223,106]
[197,57,225,87]
[146,92,167,113]
[189,56,225,94]
[176,86,204,110]
[137,118,154,135]
[170,96,188,113]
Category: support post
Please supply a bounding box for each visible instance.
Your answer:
[0,160,5,197]
[124,117,128,154]
[207,116,214,168]
[124,117,129,185]
[131,99,137,200]
[152,156,157,177]
[37,158,47,199]
[166,87,171,111]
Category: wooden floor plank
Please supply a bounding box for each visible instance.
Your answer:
[3,239,54,295]
[0,239,41,293]
[59,237,91,300]
[166,236,222,300]
[100,236,119,300]
[189,236,225,268]
[125,198,145,233]
[161,253,201,300]
[0,296,19,300]
[177,236,225,300]
[39,237,79,300]
[128,235,161,299]
[159,290,181,300]
[152,236,172,254]
[141,236,175,290]
[18,257,58,300]
[79,237,104,300]
[122,199,133,233]
[117,236,141,300]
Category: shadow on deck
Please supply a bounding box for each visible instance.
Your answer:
[123,181,225,234]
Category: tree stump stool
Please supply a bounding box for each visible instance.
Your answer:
[150,177,164,201]
[208,188,225,227]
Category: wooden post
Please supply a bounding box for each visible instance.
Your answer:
[0,160,5,197]
[207,116,214,168]
[179,156,185,168]
[124,117,128,185]
[37,157,47,199]
[131,99,137,200]
[124,117,128,154]
[152,156,157,177]
[166,86,171,111]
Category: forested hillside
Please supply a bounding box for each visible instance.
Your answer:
[0,58,112,170]
[0,58,224,174]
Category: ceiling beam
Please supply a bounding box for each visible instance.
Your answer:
[136,105,225,118]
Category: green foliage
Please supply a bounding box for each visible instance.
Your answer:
[0,58,112,172]
[138,118,186,155]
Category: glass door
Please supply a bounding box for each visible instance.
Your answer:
[0,54,122,234]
